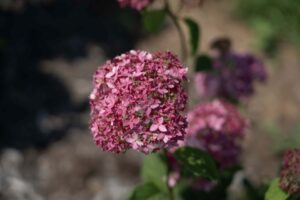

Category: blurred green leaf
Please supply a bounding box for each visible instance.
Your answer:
[147,194,168,200]
[195,55,213,72]
[265,178,289,200]
[251,19,278,56]
[141,153,168,193]
[142,9,166,33]
[128,182,167,200]
[235,0,300,51]
[243,177,268,200]
[184,18,200,55]
[263,123,300,154]
[174,147,219,180]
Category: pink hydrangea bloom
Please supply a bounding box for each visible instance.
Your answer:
[90,50,187,154]
[118,0,153,10]
[186,100,247,168]
[280,149,300,195]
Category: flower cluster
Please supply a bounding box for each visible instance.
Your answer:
[90,50,187,154]
[118,0,153,10]
[279,149,300,195]
[186,100,247,168]
[195,52,267,101]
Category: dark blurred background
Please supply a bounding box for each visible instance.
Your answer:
[0,0,300,200]
[0,0,142,149]
[0,1,143,199]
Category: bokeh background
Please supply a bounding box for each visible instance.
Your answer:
[0,0,300,199]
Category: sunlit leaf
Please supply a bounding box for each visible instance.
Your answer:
[265,178,289,200]
[141,153,168,193]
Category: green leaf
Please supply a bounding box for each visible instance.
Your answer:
[195,55,213,72]
[142,9,166,33]
[128,182,167,200]
[147,193,168,200]
[174,147,219,180]
[141,153,168,193]
[184,18,200,55]
[265,178,289,200]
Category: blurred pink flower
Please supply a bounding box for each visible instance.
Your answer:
[194,73,220,98]
[90,50,187,154]
[186,100,247,168]
[280,149,300,195]
[118,0,153,10]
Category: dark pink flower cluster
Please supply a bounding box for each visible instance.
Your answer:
[118,0,153,10]
[90,50,187,154]
[186,100,247,168]
[195,52,267,101]
[280,149,300,195]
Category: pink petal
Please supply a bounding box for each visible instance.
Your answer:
[132,143,138,150]
[107,82,115,88]
[146,53,153,60]
[159,125,167,132]
[130,50,137,55]
[129,122,135,129]
[146,108,152,116]
[105,72,114,78]
[150,124,158,132]
[151,104,159,109]
[133,72,143,77]
[163,135,170,143]
[90,92,96,100]
[136,63,144,72]
[158,89,168,94]
[126,138,135,143]
[158,117,164,124]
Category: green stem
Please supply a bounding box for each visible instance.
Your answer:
[164,0,188,62]
[164,149,174,200]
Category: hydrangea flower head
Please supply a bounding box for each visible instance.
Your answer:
[90,50,187,154]
[279,149,300,195]
[186,100,247,168]
[195,52,267,101]
[118,0,153,10]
